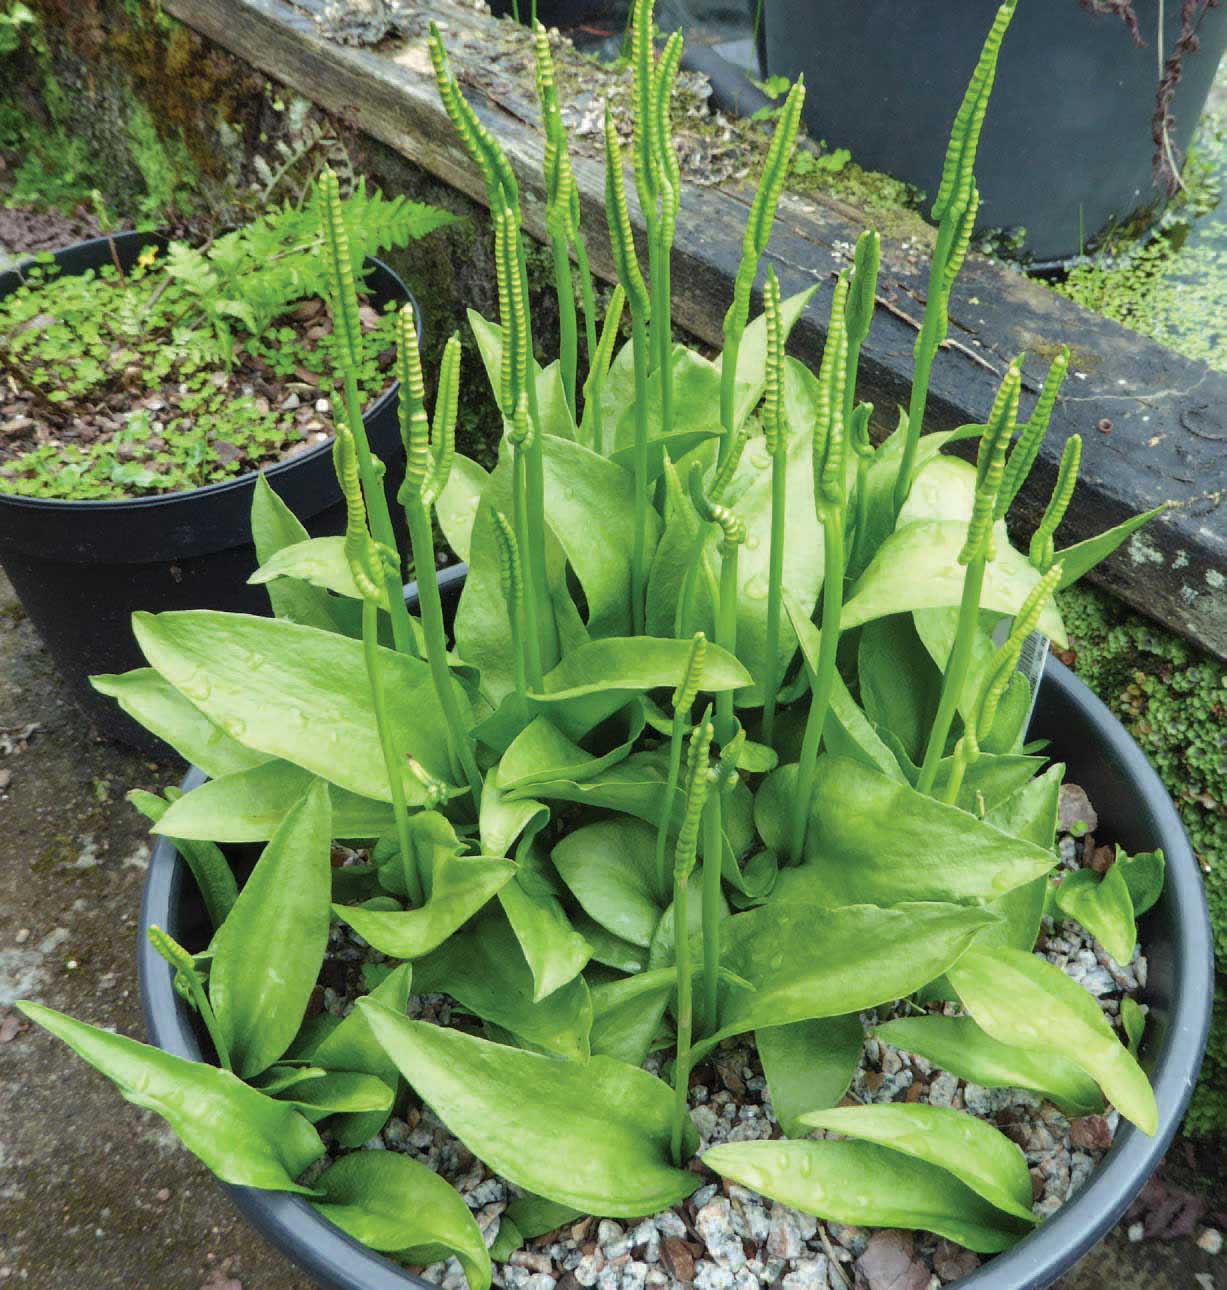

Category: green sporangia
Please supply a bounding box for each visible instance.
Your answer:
[24,0,1169,1282]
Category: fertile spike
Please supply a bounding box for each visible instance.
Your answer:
[604,108,650,317]
[976,562,1063,736]
[943,185,981,294]
[652,31,684,231]
[998,347,1070,518]
[674,711,715,880]
[1029,436,1082,572]
[630,0,658,216]
[319,169,364,371]
[492,509,523,621]
[422,332,462,507]
[689,463,747,550]
[396,306,431,503]
[673,631,708,714]
[709,424,750,500]
[762,267,785,455]
[814,275,850,508]
[845,229,881,356]
[850,401,874,458]
[960,361,1021,564]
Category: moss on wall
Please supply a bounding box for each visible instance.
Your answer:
[1059,583,1227,1134]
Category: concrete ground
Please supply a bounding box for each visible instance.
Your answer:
[1,572,1220,1290]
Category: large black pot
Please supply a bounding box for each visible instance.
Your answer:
[486,0,610,24]
[762,0,1227,264]
[138,571,1213,1290]
[0,232,413,748]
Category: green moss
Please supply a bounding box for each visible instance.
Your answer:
[1058,583,1227,1133]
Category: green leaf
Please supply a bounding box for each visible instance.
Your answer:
[310,1152,491,1290]
[333,812,514,960]
[413,910,593,1060]
[703,1139,1030,1253]
[608,347,724,478]
[251,473,342,631]
[1115,848,1165,917]
[17,1002,324,1192]
[1054,863,1136,964]
[757,1016,863,1137]
[358,1001,701,1216]
[733,289,819,428]
[497,709,645,792]
[589,969,674,1068]
[489,1216,524,1261]
[505,1194,585,1240]
[780,756,1057,906]
[249,536,364,601]
[1121,997,1146,1056]
[151,760,396,843]
[552,817,664,948]
[844,520,1068,647]
[91,669,272,779]
[947,945,1157,1134]
[499,847,592,1003]
[573,913,647,973]
[209,780,332,1078]
[435,454,490,565]
[873,1014,1104,1118]
[800,1104,1038,1225]
[280,1071,394,1122]
[128,790,238,929]
[857,616,943,766]
[1055,506,1166,590]
[301,961,413,1148]
[695,901,999,1060]
[132,611,459,803]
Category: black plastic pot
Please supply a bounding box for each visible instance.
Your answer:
[138,575,1213,1290]
[0,232,414,749]
[762,0,1227,264]
[486,0,610,25]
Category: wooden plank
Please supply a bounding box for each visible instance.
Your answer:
[167,0,1227,658]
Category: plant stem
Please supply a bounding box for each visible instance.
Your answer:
[630,312,651,635]
[718,329,742,468]
[655,710,687,903]
[916,553,986,796]
[551,233,579,421]
[700,787,723,1036]
[670,870,693,1168]
[512,447,546,690]
[787,513,845,864]
[847,455,870,572]
[653,237,673,441]
[574,235,600,441]
[715,545,739,742]
[361,598,423,906]
[761,448,787,743]
[404,500,483,811]
[942,737,971,807]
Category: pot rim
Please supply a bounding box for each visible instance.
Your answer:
[0,231,414,514]
[137,570,1214,1290]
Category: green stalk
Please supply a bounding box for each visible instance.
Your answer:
[147,926,231,1071]
[551,233,579,419]
[581,282,624,454]
[491,509,530,703]
[404,500,482,810]
[915,551,986,797]
[362,597,422,906]
[761,451,787,743]
[787,514,844,864]
[574,235,601,440]
[700,785,722,1036]
[655,631,707,902]
[511,426,545,690]
[630,313,651,634]
[715,546,739,742]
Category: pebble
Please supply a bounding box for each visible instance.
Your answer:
[779,1258,828,1290]
[696,1199,746,1270]
[1198,1228,1223,1255]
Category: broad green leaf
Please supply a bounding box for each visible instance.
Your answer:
[695,901,998,1060]
[413,911,592,1060]
[913,607,1002,728]
[857,615,943,765]
[498,709,645,792]
[609,347,724,478]
[505,1194,585,1240]
[757,1016,863,1136]
[733,288,819,428]
[521,751,674,827]
[590,970,674,1067]
[784,598,906,783]
[479,771,549,859]
[844,521,1068,647]
[468,310,571,439]
[18,1002,324,1192]
[210,780,332,1078]
[302,962,413,1148]
[280,1071,394,1122]
[435,454,489,564]
[251,473,341,631]
[249,536,364,601]
[1115,848,1165,917]
[873,1014,1104,1118]
[1121,997,1147,1056]
[359,1001,701,1216]
[311,1152,491,1290]
[91,669,272,779]
[128,790,238,929]
[499,844,591,1002]
[947,945,1157,1133]
[782,757,1057,906]
[703,1139,1030,1253]
[573,913,647,972]
[152,760,396,843]
[333,812,514,960]
[552,817,664,947]
[489,1216,524,1261]
[1054,863,1136,964]
[801,1104,1038,1224]
[132,611,459,802]
[1056,506,1165,590]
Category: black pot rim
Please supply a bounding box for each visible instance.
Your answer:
[0,231,412,514]
[137,578,1214,1290]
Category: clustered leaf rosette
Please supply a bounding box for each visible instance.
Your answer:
[29,0,1170,1282]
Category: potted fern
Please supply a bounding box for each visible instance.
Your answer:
[760,0,1227,262]
[0,181,453,744]
[15,4,1213,1290]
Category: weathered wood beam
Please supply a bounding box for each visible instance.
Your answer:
[167,0,1227,658]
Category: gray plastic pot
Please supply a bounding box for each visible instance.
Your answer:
[138,571,1213,1290]
[762,0,1227,263]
